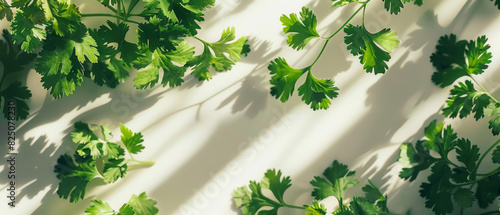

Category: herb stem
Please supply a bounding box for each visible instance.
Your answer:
[477,210,500,215]
[127,0,141,16]
[97,0,118,14]
[130,158,155,166]
[310,2,367,68]
[284,204,306,210]
[470,75,499,103]
[474,138,500,176]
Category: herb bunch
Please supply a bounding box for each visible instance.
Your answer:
[54,121,155,203]
[234,160,388,215]
[0,0,249,120]
[269,0,425,110]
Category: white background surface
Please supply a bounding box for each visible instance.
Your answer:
[1,0,500,214]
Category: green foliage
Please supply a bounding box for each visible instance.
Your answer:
[270,0,409,110]
[0,0,249,120]
[234,160,388,215]
[85,192,158,215]
[398,120,500,214]
[431,35,500,135]
[54,122,154,203]
[0,30,36,121]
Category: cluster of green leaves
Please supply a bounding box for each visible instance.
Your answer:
[0,0,249,119]
[430,34,500,136]
[85,192,158,215]
[269,0,425,110]
[0,30,35,120]
[398,120,500,214]
[54,121,154,203]
[234,160,388,215]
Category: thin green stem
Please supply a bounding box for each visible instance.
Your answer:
[474,138,500,176]
[310,2,367,68]
[284,204,307,210]
[81,13,140,24]
[470,75,500,103]
[477,210,500,215]
[127,0,140,16]
[97,0,118,14]
[130,158,156,166]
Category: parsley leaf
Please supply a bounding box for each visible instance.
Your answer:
[419,162,455,215]
[422,120,457,157]
[85,192,158,215]
[269,57,306,102]
[280,6,319,50]
[36,25,99,98]
[127,192,159,215]
[298,71,339,110]
[456,138,480,172]
[344,24,399,74]
[362,180,389,213]
[261,169,292,205]
[186,27,248,81]
[310,160,359,201]
[398,141,435,181]
[120,124,145,154]
[133,42,194,89]
[11,10,46,52]
[430,34,492,88]
[137,15,188,52]
[55,122,154,202]
[382,0,405,15]
[443,80,491,120]
[0,0,13,21]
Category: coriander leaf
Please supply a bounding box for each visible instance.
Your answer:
[398,142,418,166]
[398,141,436,182]
[362,180,388,213]
[331,0,356,7]
[0,29,37,75]
[71,121,98,144]
[54,154,99,202]
[118,204,134,215]
[412,0,423,6]
[0,0,12,21]
[344,25,399,74]
[431,35,492,88]
[97,21,138,65]
[11,10,46,52]
[71,122,121,159]
[186,27,248,81]
[143,0,213,35]
[456,138,480,172]
[127,192,159,215]
[305,201,327,215]
[484,103,500,135]
[133,43,193,89]
[310,160,359,201]
[382,0,405,14]
[261,169,292,204]
[233,186,259,215]
[475,173,500,208]
[36,26,99,98]
[492,145,500,164]
[47,1,82,36]
[120,124,145,154]
[453,188,475,209]
[102,156,127,184]
[442,80,491,120]
[349,197,380,215]
[137,15,187,52]
[85,199,115,215]
[280,6,319,50]
[1,82,31,121]
[268,57,306,102]
[422,120,457,157]
[297,71,339,110]
[419,162,455,215]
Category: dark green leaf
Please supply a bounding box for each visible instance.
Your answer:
[453,188,475,209]
[419,162,455,215]
[297,71,339,110]
[280,6,319,50]
[310,160,359,201]
[268,57,306,102]
[1,82,31,120]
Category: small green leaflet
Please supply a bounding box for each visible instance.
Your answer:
[305,201,327,215]
[269,57,305,103]
[492,146,500,164]
[443,80,491,120]
[55,122,154,202]
[298,71,339,110]
[268,58,339,110]
[344,24,399,74]
[133,42,194,89]
[330,0,356,7]
[382,0,404,15]
[36,25,99,98]
[280,6,319,50]
[0,0,13,21]
[0,30,36,120]
[137,15,188,52]
[419,162,455,215]
[310,160,359,201]
[186,27,248,81]
[85,192,159,215]
[11,10,46,52]
[430,34,492,88]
